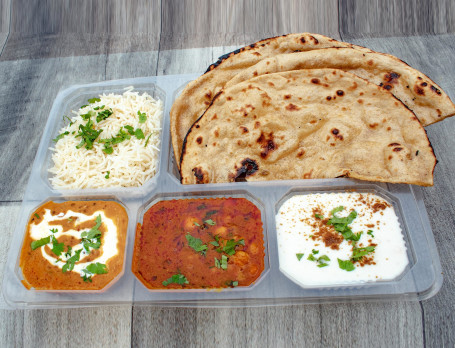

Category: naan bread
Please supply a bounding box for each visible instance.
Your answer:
[225,48,455,126]
[180,69,436,186]
[171,33,366,165]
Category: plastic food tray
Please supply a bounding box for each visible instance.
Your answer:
[1,74,443,309]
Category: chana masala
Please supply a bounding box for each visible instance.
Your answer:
[20,201,128,290]
[132,198,265,289]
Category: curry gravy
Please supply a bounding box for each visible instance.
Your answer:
[20,201,128,290]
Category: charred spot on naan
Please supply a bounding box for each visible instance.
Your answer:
[229,158,259,182]
[192,167,210,184]
[257,132,277,159]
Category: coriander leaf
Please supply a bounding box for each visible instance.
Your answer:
[50,228,58,234]
[204,219,216,226]
[80,104,88,108]
[367,230,375,238]
[34,213,40,219]
[65,245,72,258]
[210,240,219,246]
[62,249,82,273]
[144,134,152,147]
[85,262,108,275]
[138,111,147,123]
[338,258,355,272]
[31,236,51,250]
[75,119,102,150]
[162,273,189,286]
[231,281,238,287]
[63,115,74,126]
[51,238,65,256]
[80,110,96,120]
[220,255,228,270]
[296,253,304,261]
[124,125,135,135]
[312,249,319,254]
[88,97,101,104]
[330,206,344,215]
[134,128,145,139]
[193,222,201,227]
[318,255,330,262]
[317,263,329,268]
[96,108,113,122]
[351,246,375,261]
[223,239,244,255]
[205,210,218,217]
[307,254,316,262]
[103,146,113,154]
[105,171,110,179]
[52,131,69,143]
[214,257,221,268]
[82,274,92,282]
[186,234,208,255]
[315,213,324,219]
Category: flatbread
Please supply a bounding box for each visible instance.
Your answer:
[170,33,366,164]
[225,48,455,127]
[180,69,436,186]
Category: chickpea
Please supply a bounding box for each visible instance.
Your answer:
[232,251,249,266]
[249,242,259,255]
[214,226,228,237]
[184,217,199,230]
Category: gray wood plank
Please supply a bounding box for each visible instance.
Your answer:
[272,0,341,39]
[0,203,24,345]
[339,34,455,348]
[321,302,424,347]
[339,0,455,38]
[0,55,107,201]
[0,0,10,56]
[22,306,132,348]
[132,306,322,347]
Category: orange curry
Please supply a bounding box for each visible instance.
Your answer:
[132,198,264,289]
[20,200,128,290]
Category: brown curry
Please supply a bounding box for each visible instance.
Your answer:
[20,200,128,290]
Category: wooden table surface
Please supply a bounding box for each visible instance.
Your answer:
[1,1,455,347]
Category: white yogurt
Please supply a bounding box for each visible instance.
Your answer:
[276,192,408,287]
[29,209,119,275]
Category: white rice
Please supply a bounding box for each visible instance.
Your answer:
[49,87,163,189]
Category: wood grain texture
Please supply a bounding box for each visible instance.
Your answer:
[340,34,455,348]
[132,306,322,347]
[339,0,455,38]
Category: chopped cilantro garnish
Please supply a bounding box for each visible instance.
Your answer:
[52,131,69,143]
[367,230,375,238]
[63,115,74,126]
[50,228,58,233]
[88,97,101,104]
[296,253,304,261]
[124,125,135,135]
[80,110,96,120]
[315,213,324,219]
[307,254,316,261]
[215,255,228,270]
[193,222,201,227]
[62,249,82,273]
[51,236,65,256]
[312,249,319,254]
[31,236,51,250]
[138,111,147,123]
[81,215,102,253]
[226,280,238,287]
[162,273,189,286]
[210,240,219,246]
[134,128,145,139]
[34,213,40,219]
[75,119,103,150]
[144,134,152,147]
[186,234,208,255]
[205,210,218,217]
[338,258,355,272]
[96,108,113,123]
[204,219,216,226]
[351,246,375,261]
[308,253,330,267]
[81,262,108,282]
[327,206,362,241]
[105,171,110,179]
[223,239,244,255]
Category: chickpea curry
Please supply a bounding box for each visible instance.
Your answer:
[132,198,265,289]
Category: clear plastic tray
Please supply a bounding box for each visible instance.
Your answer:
[1,74,443,309]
